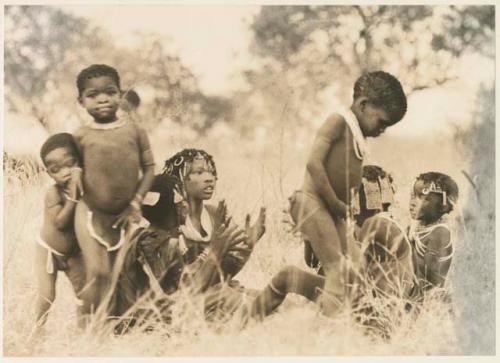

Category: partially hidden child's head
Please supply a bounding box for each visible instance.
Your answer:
[77,64,122,123]
[121,89,141,112]
[409,172,459,224]
[352,165,396,227]
[163,149,217,201]
[352,71,407,137]
[40,133,81,187]
[142,174,186,230]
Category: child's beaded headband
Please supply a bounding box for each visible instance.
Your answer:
[419,180,456,206]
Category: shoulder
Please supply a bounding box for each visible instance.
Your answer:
[316,113,347,139]
[127,119,146,134]
[44,184,63,207]
[368,215,390,232]
[320,113,347,129]
[364,214,392,229]
[73,125,89,139]
[365,215,403,238]
[427,225,451,247]
[129,122,151,144]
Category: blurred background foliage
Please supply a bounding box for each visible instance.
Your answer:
[4,5,494,137]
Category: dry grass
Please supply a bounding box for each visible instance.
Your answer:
[3,130,471,356]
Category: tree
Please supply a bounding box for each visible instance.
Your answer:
[4,6,89,129]
[4,6,229,135]
[239,5,494,132]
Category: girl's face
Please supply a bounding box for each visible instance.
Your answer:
[184,158,216,201]
[409,179,444,223]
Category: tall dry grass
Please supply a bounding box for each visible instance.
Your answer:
[3,129,472,356]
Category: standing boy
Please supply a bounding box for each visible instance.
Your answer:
[73,64,155,318]
[290,71,407,316]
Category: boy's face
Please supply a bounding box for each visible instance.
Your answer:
[79,76,121,122]
[44,147,79,187]
[357,101,392,137]
[409,180,444,223]
[184,158,216,201]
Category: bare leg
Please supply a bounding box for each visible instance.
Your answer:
[34,243,57,333]
[290,193,346,316]
[74,202,114,320]
[250,266,324,319]
[64,253,87,328]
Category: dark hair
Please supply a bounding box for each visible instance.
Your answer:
[76,64,121,97]
[416,172,459,213]
[142,174,183,230]
[353,71,407,123]
[163,148,217,184]
[40,133,80,166]
[362,164,393,183]
[123,89,141,108]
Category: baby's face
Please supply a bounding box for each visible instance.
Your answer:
[79,75,121,122]
[409,180,442,223]
[358,103,392,137]
[44,147,79,187]
[184,158,216,201]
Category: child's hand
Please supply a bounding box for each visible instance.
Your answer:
[113,204,142,230]
[213,199,230,229]
[282,197,300,234]
[69,167,84,198]
[245,207,266,247]
[331,200,349,219]
[210,224,246,260]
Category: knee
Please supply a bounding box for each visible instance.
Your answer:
[274,265,301,288]
[37,288,56,305]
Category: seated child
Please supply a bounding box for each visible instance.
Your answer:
[407,172,459,301]
[289,71,407,316]
[34,133,85,331]
[162,148,266,282]
[72,64,155,318]
[115,174,187,319]
[117,172,324,328]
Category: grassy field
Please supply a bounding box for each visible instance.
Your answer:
[3,129,474,356]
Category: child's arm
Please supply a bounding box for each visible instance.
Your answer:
[219,208,266,278]
[113,127,155,229]
[45,185,78,230]
[422,227,452,288]
[306,114,348,217]
[134,126,156,203]
[181,224,246,294]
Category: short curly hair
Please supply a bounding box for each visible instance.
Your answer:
[76,64,121,97]
[353,71,407,124]
[162,148,217,184]
[416,172,459,212]
[362,164,393,184]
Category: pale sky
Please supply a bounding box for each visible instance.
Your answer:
[4,4,495,157]
[63,5,260,95]
[62,5,494,137]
